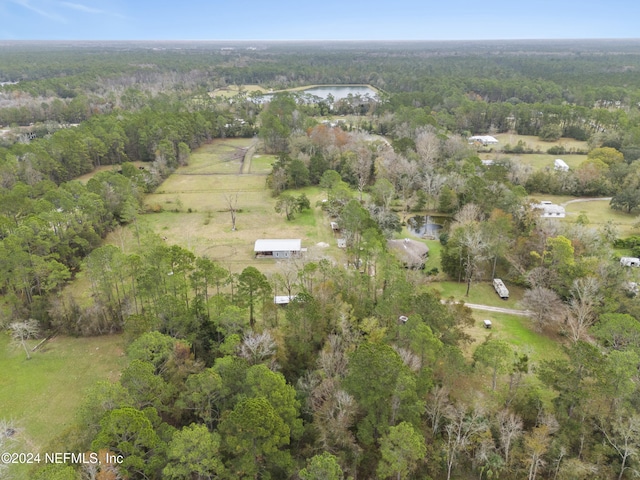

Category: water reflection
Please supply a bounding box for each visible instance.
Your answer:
[407,215,444,238]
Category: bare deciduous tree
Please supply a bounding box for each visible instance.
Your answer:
[496,409,523,466]
[521,287,565,331]
[223,193,239,231]
[238,330,277,367]
[524,415,558,480]
[566,277,601,343]
[425,385,450,436]
[9,319,40,360]
[443,403,488,480]
[599,414,640,480]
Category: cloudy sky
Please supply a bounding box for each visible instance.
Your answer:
[1,0,639,41]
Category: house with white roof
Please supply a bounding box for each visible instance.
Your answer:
[532,201,566,218]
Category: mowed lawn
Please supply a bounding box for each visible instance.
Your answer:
[466,311,565,365]
[0,333,125,474]
[431,280,525,309]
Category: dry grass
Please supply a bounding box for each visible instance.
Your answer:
[0,334,125,479]
[139,140,343,273]
[480,153,588,171]
[493,133,589,153]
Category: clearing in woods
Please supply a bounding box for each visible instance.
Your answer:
[141,138,340,273]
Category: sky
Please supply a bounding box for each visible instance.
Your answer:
[1,0,640,41]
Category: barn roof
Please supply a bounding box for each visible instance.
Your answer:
[254,239,301,252]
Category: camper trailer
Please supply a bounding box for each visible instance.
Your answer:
[493,278,509,300]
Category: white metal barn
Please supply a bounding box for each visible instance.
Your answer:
[469,135,499,145]
[254,239,302,259]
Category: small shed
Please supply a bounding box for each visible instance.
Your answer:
[254,239,302,259]
[483,319,493,329]
[620,257,640,267]
[387,238,429,269]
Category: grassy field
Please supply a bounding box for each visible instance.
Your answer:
[140,141,344,273]
[0,334,125,478]
[465,311,564,364]
[564,199,638,236]
[250,154,278,174]
[493,133,589,153]
[431,280,525,308]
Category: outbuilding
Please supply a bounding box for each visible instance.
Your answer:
[554,158,569,172]
[469,135,499,145]
[620,257,640,267]
[532,201,566,218]
[254,239,302,259]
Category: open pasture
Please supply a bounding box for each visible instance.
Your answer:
[563,198,638,236]
[141,141,341,273]
[493,133,589,153]
[180,138,252,174]
[510,153,586,170]
[0,334,125,478]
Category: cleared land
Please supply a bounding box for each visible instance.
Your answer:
[142,140,343,273]
[493,133,589,153]
[478,133,589,171]
[0,334,125,478]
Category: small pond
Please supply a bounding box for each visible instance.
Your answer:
[407,215,446,239]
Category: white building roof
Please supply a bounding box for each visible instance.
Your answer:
[554,159,569,171]
[469,135,499,144]
[254,239,301,252]
[532,202,566,218]
[274,295,296,304]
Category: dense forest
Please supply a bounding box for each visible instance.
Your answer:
[2,40,640,479]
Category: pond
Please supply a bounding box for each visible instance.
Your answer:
[407,215,446,239]
[301,85,378,101]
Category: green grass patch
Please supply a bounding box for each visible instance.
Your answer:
[0,334,125,478]
[563,199,638,236]
[430,280,525,308]
[493,133,589,154]
[490,153,587,170]
[467,312,564,364]
[250,154,277,174]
